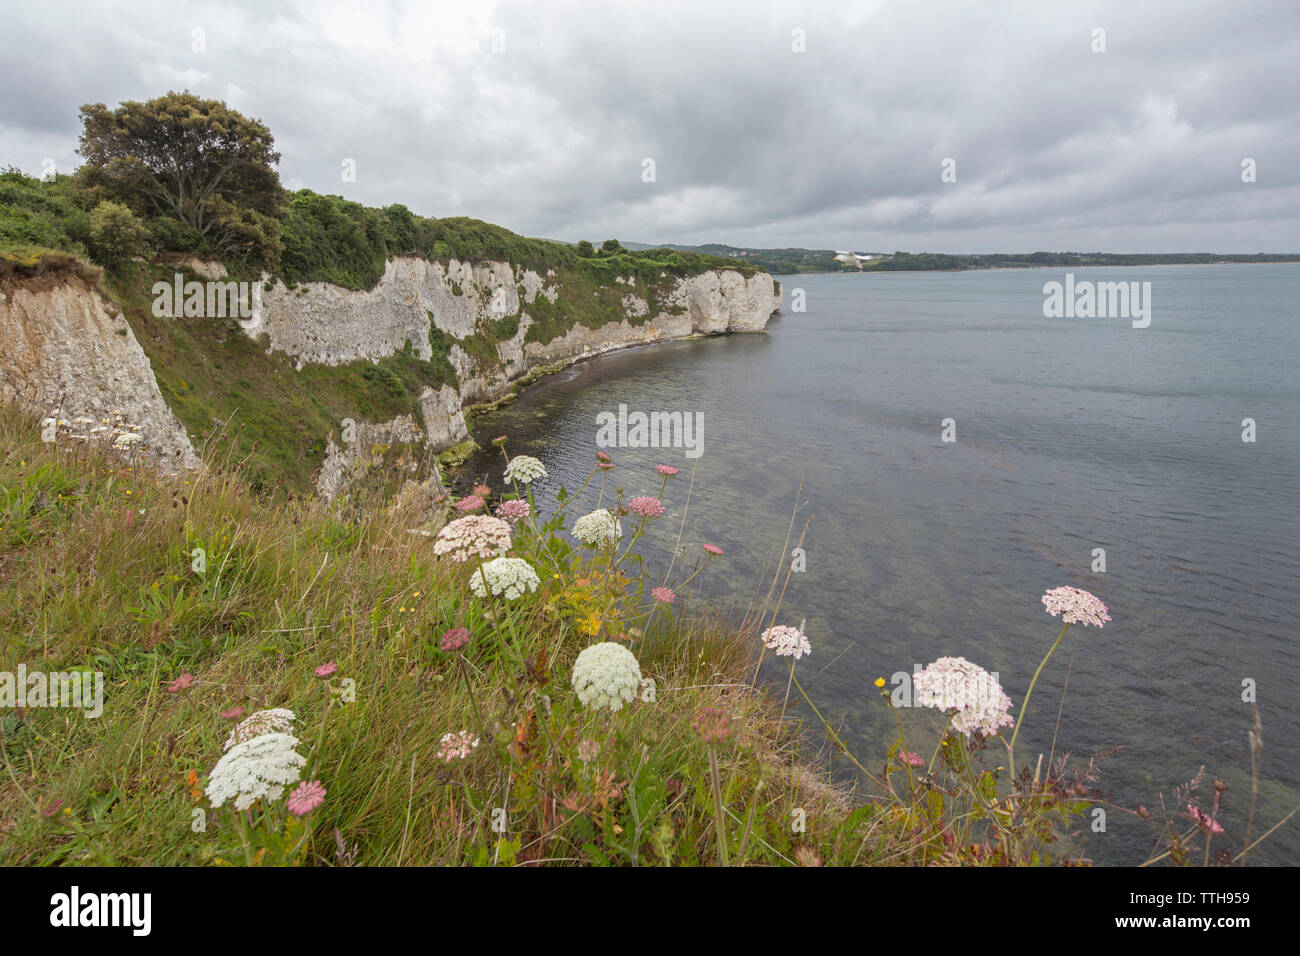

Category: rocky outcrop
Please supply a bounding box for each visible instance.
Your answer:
[0,252,779,500]
[0,275,199,469]
[245,257,779,498]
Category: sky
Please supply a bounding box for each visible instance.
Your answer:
[2,0,1297,253]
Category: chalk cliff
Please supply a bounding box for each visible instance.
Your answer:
[0,255,780,497]
[0,275,200,468]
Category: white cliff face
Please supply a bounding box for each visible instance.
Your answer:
[0,255,779,500]
[245,257,554,367]
[0,277,199,468]
[247,260,780,497]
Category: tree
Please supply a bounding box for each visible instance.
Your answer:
[600,238,624,254]
[575,239,595,257]
[76,92,285,265]
[87,200,150,270]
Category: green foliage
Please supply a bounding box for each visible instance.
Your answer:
[76,92,285,269]
[87,200,150,271]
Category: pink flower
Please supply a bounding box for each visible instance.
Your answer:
[1187,803,1225,835]
[494,499,530,524]
[315,661,338,679]
[437,730,480,762]
[455,494,486,513]
[42,799,64,818]
[221,706,245,721]
[596,450,611,463]
[693,707,731,745]
[472,484,491,498]
[287,780,326,816]
[167,674,194,693]
[433,515,513,563]
[656,464,678,476]
[597,461,614,470]
[440,627,471,652]
[627,496,665,519]
[651,586,675,604]
[898,750,925,768]
[702,543,723,556]
[1041,586,1111,628]
[578,739,600,762]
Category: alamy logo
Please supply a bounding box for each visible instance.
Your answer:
[1042,273,1151,328]
[49,886,151,936]
[1,665,103,718]
[152,273,261,319]
[595,403,703,459]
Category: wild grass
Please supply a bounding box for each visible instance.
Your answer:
[0,405,1287,866]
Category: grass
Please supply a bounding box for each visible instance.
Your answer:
[0,406,1289,866]
[0,408,854,865]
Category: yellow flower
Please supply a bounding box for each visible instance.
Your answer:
[874,677,885,688]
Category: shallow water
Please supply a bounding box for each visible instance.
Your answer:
[459,265,1300,864]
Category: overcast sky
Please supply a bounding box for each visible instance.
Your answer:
[2,0,1297,252]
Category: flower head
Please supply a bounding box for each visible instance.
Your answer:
[472,484,491,498]
[1041,586,1111,628]
[1187,803,1225,835]
[651,586,675,604]
[571,642,642,713]
[167,673,195,693]
[577,739,600,762]
[656,464,678,477]
[760,625,812,661]
[287,780,326,816]
[221,706,245,721]
[469,556,540,601]
[206,732,306,811]
[702,543,724,556]
[433,514,512,563]
[440,627,471,652]
[223,708,296,751]
[596,450,611,463]
[627,496,665,519]
[913,656,1014,739]
[898,750,925,768]
[693,706,731,744]
[503,455,547,484]
[494,499,530,524]
[455,494,486,513]
[314,661,338,679]
[437,730,480,762]
[572,509,623,550]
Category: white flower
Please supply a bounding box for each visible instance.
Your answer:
[206,732,306,811]
[571,641,642,713]
[760,625,812,660]
[433,514,512,563]
[572,508,623,550]
[113,432,143,449]
[503,455,547,484]
[913,656,1014,738]
[223,707,296,751]
[469,556,540,600]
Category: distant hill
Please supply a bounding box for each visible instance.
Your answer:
[620,242,1300,274]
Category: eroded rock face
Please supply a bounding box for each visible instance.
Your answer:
[0,276,199,469]
[244,257,552,367]
[249,263,779,498]
[0,257,779,502]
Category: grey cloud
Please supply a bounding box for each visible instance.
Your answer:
[1,0,1296,252]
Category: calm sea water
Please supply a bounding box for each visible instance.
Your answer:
[459,265,1300,865]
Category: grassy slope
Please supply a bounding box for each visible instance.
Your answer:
[2,173,768,496]
[0,408,866,866]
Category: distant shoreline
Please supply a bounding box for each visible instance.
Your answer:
[773,260,1300,276]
